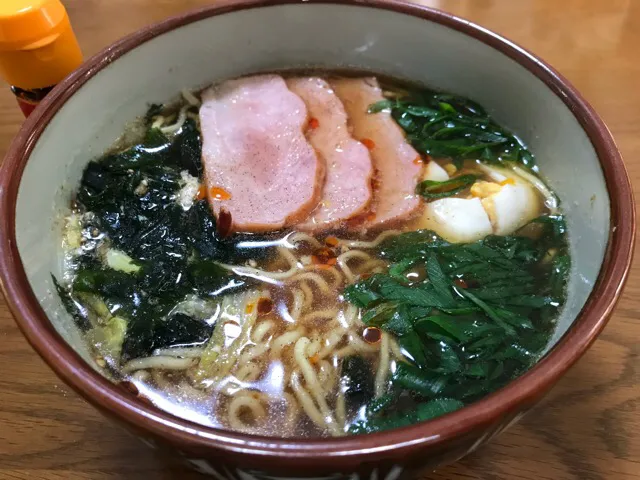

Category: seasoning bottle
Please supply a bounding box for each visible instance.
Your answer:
[0,0,83,117]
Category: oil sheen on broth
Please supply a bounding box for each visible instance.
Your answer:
[56,73,570,437]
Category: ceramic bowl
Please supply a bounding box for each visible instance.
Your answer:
[0,0,634,478]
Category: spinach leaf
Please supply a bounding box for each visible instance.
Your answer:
[343,274,385,308]
[344,215,569,429]
[416,174,478,200]
[393,363,447,397]
[348,396,462,435]
[426,254,453,303]
[415,315,472,343]
[378,229,450,261]
[415,398,464,421]
[384,306,416,336]
[397,331,430,366]
[370,89,535,167]
[378,280,452,309]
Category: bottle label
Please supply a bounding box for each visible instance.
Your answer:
[11,85,55,117]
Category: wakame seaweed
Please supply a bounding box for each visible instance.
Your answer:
[56,113,278,361]
[369,90,535,169]
[345,216,569,433]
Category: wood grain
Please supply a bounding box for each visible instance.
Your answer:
[0,1,638,479]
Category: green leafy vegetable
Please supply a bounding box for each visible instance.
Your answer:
[393,363,447,397]
[416,174,477,200]
[144,103,164,125]
[345,217,570,434]
[341,356,375,409]
[57,109,280,363]
[52,275,92,331]
[426,254,453,303]
[369,90,535,168]
[88,316,128,361]
[349,395,464,434]
[415,398,464,421]
[122,312,213,362]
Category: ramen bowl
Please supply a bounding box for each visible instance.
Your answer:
[0,0,634,478]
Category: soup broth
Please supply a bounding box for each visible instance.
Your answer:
[56,73,569,437]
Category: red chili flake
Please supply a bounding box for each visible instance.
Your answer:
[312,247,337,265]
[216,208,233,238]
[257,297,274,315]
[454,278,469,289]
[361,138,376,150]
[308,117,320,130]
[365,212,376,222]
[363,326,382,344]
[245,303,255,314]
[413,155,424,166]
[325,236,339,247]
[359,272,372,281]
[309,354,320,365]
[210,186,232,201]
[196,185,207,200]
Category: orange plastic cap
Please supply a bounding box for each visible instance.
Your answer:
[0,0,67,51]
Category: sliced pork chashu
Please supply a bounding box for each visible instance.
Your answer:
[199,74,325,232]
[287,77,373,232]
[331,77,423,229]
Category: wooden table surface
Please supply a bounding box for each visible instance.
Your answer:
[0,0,639,479]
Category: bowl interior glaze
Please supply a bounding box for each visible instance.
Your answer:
[16,2,609,364]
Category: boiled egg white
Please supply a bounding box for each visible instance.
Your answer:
[420,197,493,243]
[423,161,450,182]
[479,182,541,235]
[416,163,542,242]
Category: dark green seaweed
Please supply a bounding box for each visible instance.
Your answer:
[57,116,278,361]
[341,356,376,411]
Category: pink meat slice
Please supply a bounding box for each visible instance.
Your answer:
[330,77,423,229]
[199,74,324,232]
[286,77,373,232]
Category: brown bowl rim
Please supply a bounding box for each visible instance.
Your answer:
[0,0,635,466]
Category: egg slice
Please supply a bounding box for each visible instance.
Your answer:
[471,165,542,235]
[480,182,541,235]
[423,161,449,181]
[416,159,543,241]
[420,197,493,243]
